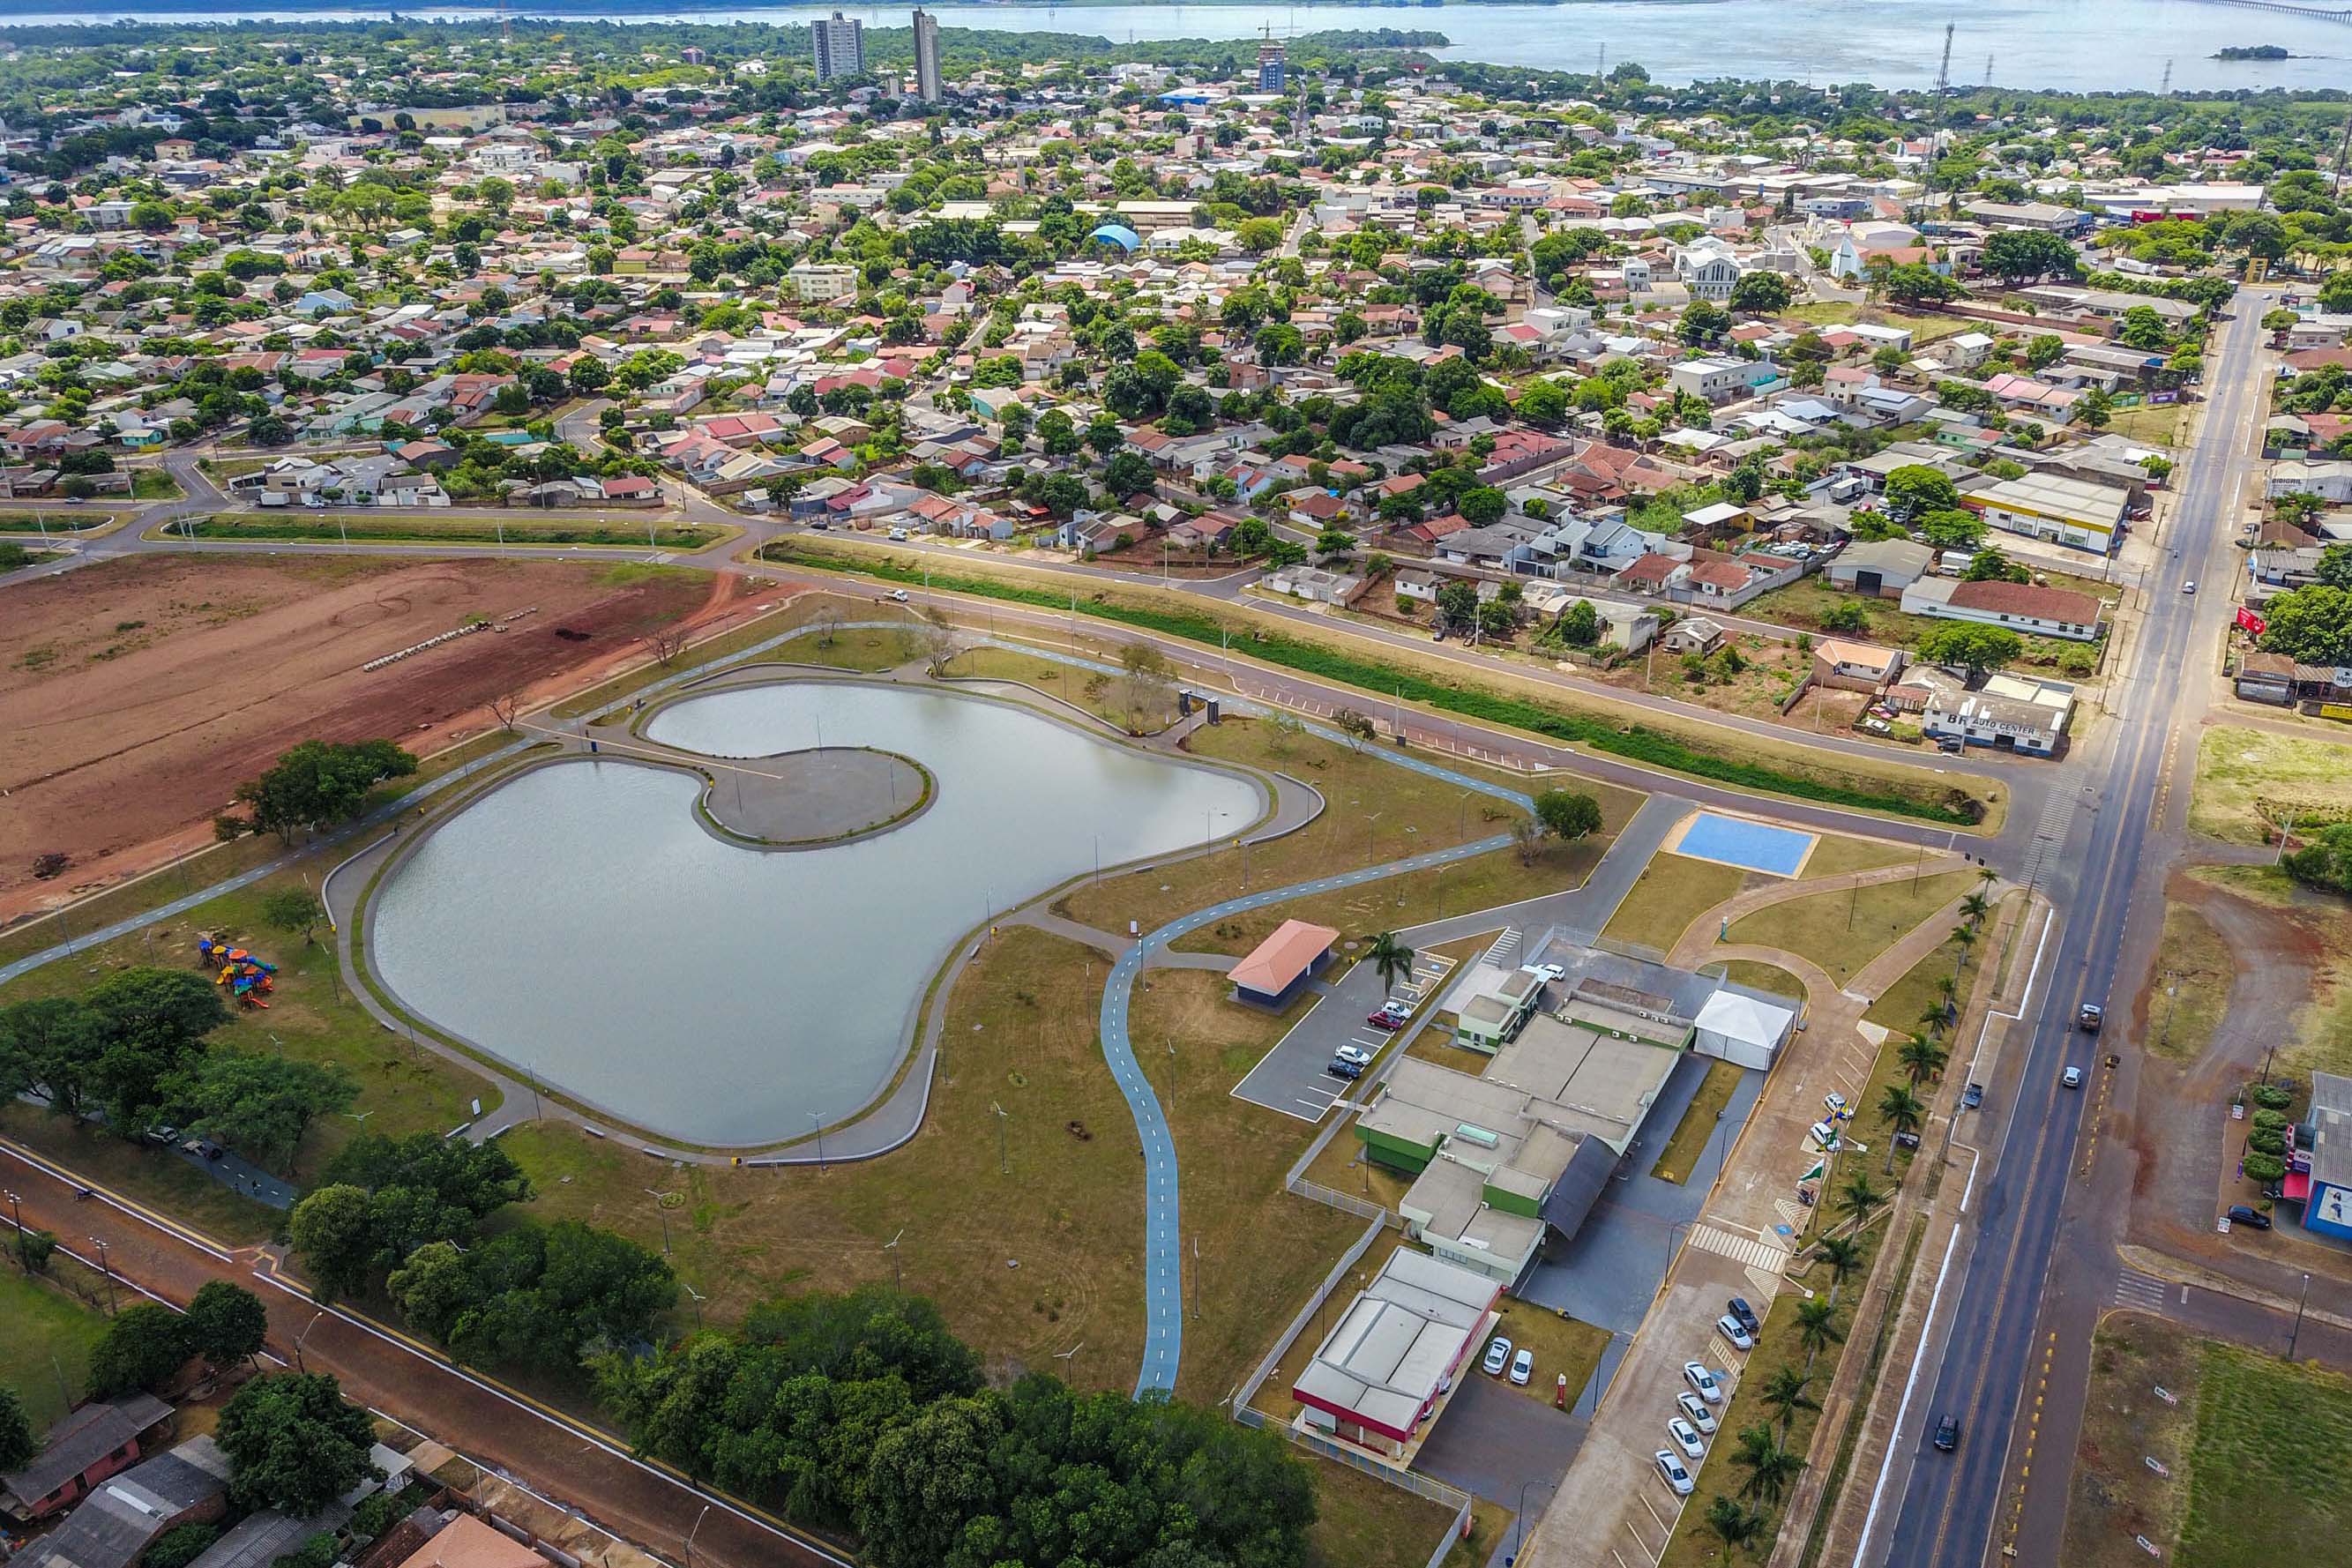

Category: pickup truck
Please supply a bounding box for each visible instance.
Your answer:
[2077,1003,2103,1033]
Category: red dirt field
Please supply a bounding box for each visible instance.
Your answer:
[1,555,751,924]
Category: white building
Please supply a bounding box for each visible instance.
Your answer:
[911,8,943,102]
[811,11,865,82]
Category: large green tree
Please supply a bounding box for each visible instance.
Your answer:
[235,739,418,842]
[166,1051,356,1175]
[1916,623,2024,676]
[1883,465,1960,521]
[1981,228,2079,285]
[88,1303,191,1398]
[0,1385,36,1472]
[216,1373,379,1518]
[184,1281,271,1371]
[2260,584,2352,665]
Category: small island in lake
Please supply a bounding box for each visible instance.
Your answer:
[2214,45,2296,61]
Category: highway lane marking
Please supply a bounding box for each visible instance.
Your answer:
[1910,300,2268,1568]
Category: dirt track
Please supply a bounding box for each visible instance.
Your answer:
[1,556,741,922]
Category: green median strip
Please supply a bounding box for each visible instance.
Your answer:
[160,513,720,549]
[763,541,1983,827]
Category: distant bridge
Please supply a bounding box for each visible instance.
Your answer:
[2190,0,2352,24]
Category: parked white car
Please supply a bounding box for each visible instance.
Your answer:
[1684,1362,1723,1404]
[1676,1391,1718,1435]
[1654,1451,1695,1497]
[1482,1336,1512,1377]
[1718,1315,1755,1352]
[1509,1348,1534,1386]
[1668,1416,1706,1460]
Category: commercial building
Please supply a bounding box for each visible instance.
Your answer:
[1897,666,2078,756]
[1256,36,1287,93]
[1229,919,1338,1008]
[1900,577,2104,641]
[911,9,942,102]
[1290,1250,1497,1458]
[2293,1071,2352,1241]
[1967,471,2129,556]
[810,11,865,82]
[1360,1012,1680,1282]
[1826,537,1933,598]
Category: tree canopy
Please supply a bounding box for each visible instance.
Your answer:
[216,1372,380,1518]
[596,1287,1312,1568]
[234,739,418,841]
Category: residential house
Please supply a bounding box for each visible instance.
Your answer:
[1811,638,1905,693]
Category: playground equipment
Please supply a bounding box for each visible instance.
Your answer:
[197,936,278,1007]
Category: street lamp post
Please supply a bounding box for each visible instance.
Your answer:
[295,1309,325,1372]
[2289,1272,2311,1360]
[1513,1480,1555,1564]
[683,1503,712,1568]
[3,1190,20,1271]
[885,1228,904,1294]
[811,1112,826,1174]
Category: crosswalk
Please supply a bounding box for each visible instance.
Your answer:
[1483,927,1522,967]
[1690,1223,1791,1273]
[2017,790,2078,892]
[2113,1270,2170,1312]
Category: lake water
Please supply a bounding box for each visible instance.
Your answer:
[368,681,1261,1143]
[19,1,2351,91]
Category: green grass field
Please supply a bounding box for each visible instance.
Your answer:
[1601,854,1750,958]
[0,1269,110,1429]
[2179,1344,2352,1566]
[1649,1058,1743,1183]
[1725,869,1984,987]
[2191,725,2352,847]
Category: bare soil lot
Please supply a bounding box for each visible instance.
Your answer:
[0,555,725,922]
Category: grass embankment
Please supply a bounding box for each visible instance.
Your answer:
[167,513,726,549]
[1722,870,1983,988]
[503,927,1355,1405]
[2065,1322,2352,1568]
[1798,835,1921,879]
[1601,855,1750,956]
[0,511,116,534]
[1649,1059,1744,1183]
[131,470,183,501]
[2192,865,2352,1079]
[787,624,923,672]
[2147,900,2235,1063]
[763,541,1993,827]
[2191,725,2352,847]
[556,591,908,721]
[0,1268,109,1428]
[0,872,498,1243]
[940,644,1182,734]
[1721,960,1806,1000]
[1056,716,1640,950]
[1484,1296,1610,1411]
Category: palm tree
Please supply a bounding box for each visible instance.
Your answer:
[1959,891,1992,926]
[1838,1171,1882,1224]
[1759,1365,1819,1441]
[1915,1006,1947,1043]
[1732,1423,1804,1505]
[1878,1083,1925,1174]
[1813,1234,1864,1307]
[1794,1297,1844,1373]
[1367,930,1415,997]
[1899,1034,1948,1088]
[1935,973,1961,1023]
[1950,922,1978,973]
[1705,1496,1766,1565]
[1977,866,1999,891]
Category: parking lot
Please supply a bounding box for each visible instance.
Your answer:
[1228,942,1465,1120]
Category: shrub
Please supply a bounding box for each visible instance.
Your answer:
[146,1526,220,1568]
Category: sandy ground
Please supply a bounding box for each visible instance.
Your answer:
[0,555,753,923]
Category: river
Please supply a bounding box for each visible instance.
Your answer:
[9,1,2350,92]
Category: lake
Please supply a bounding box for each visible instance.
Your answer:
[19,1,2351,91]
[367,681,1263,1144]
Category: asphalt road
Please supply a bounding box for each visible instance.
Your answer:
[1873,291,2271,1568]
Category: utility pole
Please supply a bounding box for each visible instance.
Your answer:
[89,1238,116,1315]
[2160,57,2173,98]
[1934,22,1954,99]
